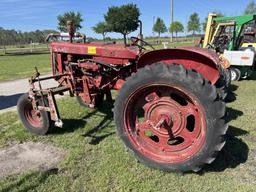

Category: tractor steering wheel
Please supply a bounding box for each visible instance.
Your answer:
[130,37,155,50]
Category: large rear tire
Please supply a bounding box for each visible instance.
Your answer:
[17,94,51,135]
[114,63,228,172]
[215,68,231,100]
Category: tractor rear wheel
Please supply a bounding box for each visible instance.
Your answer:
[114,63,227,172]
[215,68,231,100]
[17,93,51,135]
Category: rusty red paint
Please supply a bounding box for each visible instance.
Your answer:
[26,33,222,139]
[78,61,100,71]
[51,42,138,60]
[81,77,93,106]
[28,42,222,129]
[57,53,63,73]
[113,79,125,90]
[124,84,206,163]
[137,48,221,84]
[24,102,42,128]
[18,19,228,172]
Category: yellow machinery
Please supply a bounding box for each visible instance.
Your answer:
[202,13,256,80]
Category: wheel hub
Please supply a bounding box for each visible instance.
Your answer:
[124,84,207,163]
[231,70,236,81]
[24,104,42,128]
[144,97,185,136]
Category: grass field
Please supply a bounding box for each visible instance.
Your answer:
[0,73,256,191]
[0,54,51,81]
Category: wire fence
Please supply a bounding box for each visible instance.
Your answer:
[0,44,50,56]
[0,36,200,56]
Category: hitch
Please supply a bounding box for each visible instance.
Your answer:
[28,68,71,128]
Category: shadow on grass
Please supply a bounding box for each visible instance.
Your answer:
[0,169,58,192]
[200,106,248,173]
[225,84,238,103]
[81,101,115,145]
[0,93,24,110]
[51,100,115,145]
[202,126,249,173]
[51,109,98,135]
[229,84,239,92]
[226,107,244,122]
[49,92,249,173]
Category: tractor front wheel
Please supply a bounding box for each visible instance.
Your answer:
[114,63,227,172]
[17,94,51,135]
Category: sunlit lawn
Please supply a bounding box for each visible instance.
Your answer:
[0,54,51,81]
[0,73,256,191]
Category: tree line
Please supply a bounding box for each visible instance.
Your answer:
[151,0,256,41]
[0,28,57,47]
[64,1,256,44]
[1,1,255,47]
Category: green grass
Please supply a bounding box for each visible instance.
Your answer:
[0,76,256,191]
[0,54,51,81]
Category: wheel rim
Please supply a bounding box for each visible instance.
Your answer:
[124,84,207,163]
[24,102,42,128]
[231,69,237,81]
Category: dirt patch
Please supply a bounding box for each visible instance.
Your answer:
[0,142,65,178]
[246,135,256,143]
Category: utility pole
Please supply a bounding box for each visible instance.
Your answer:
[170,0,174,43]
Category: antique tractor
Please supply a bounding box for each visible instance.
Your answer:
[17,21,228,172]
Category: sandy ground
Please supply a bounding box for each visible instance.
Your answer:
[0,78,64,178]
[0,142,65,178]
[0,75,58,113]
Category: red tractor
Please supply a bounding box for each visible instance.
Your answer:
[17,21,228,172]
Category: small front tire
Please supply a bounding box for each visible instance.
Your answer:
[17,94,51,135]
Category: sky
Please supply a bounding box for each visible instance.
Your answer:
[0,0,254,38]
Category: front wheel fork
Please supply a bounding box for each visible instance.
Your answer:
[30,90,63,128]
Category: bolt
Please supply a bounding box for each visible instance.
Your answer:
[147,95,155,102]
[154,117,166,130]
